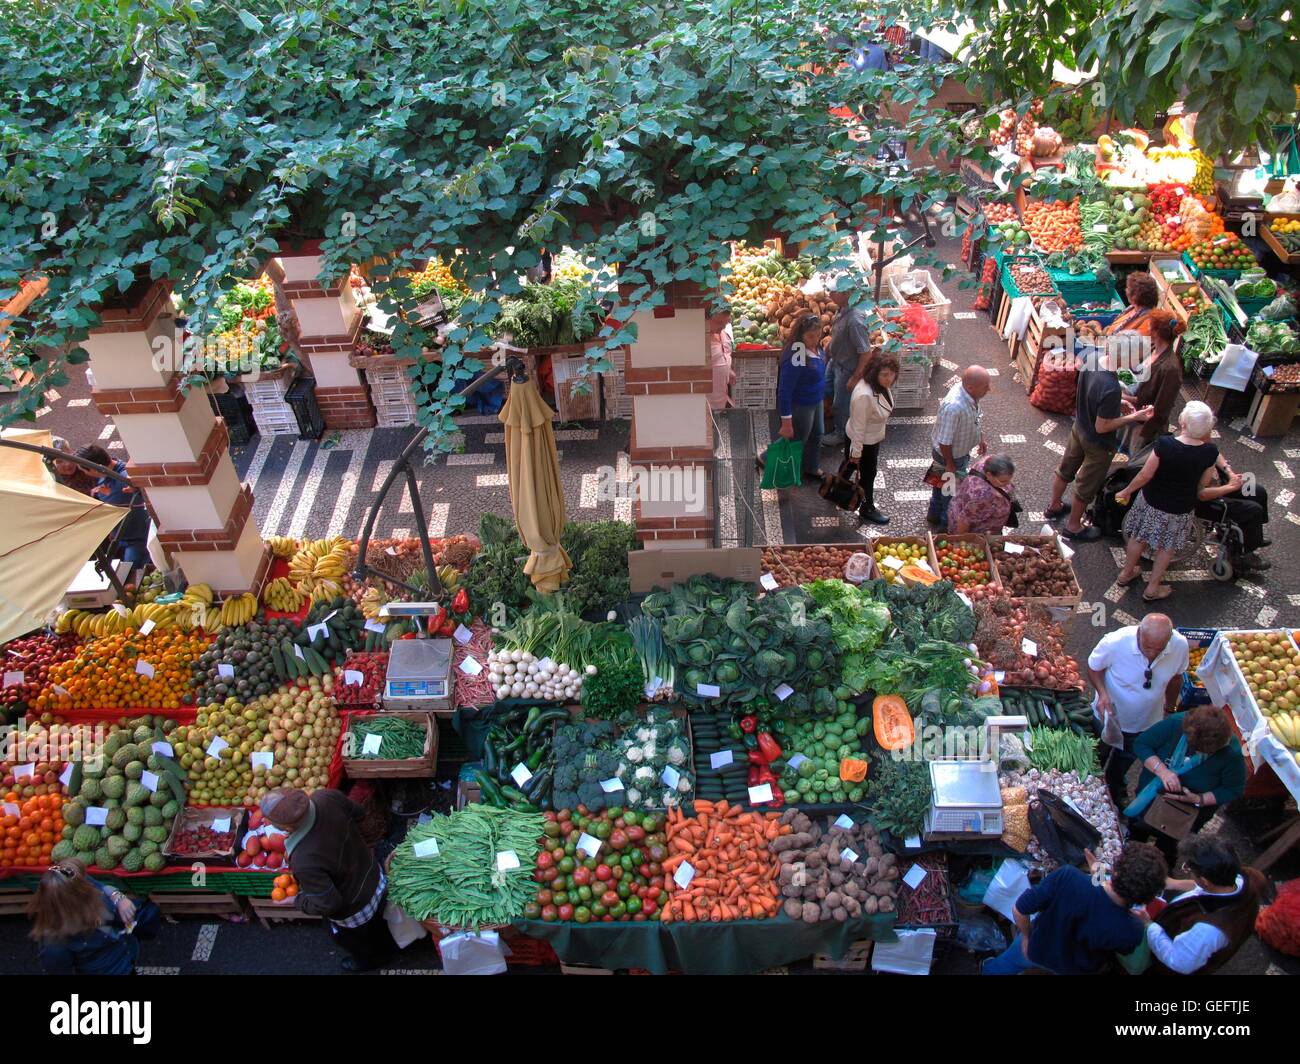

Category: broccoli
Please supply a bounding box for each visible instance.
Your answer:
[577,782,606,809]
[553,789,579,811]
[554,764,578,791]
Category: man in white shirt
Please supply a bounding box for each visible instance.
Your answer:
[1087,613,1188,808]
[927,366,989,528]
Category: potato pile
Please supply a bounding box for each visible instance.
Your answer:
[992,538,1077,598]
[766,290,838,344]
[761,545,859,586]
[773,811,898,921]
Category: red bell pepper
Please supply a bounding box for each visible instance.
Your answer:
[452,588,470,615]
[751,766,778,787]
[739,715,758,734]
[756,732,783,762]
[747,766,763,787]
[426,606,445,633]
[747,749,768,766]
[768,783,785,808]
[438,617,456,637]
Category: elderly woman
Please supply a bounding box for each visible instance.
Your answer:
[1115,401,1220,602]
[948,454,1016,534]
[1126,705,1246,857]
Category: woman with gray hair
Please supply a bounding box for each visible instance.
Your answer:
[948,453,1017,534]
[1114,401,1221,602]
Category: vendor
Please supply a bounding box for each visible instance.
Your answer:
[1125,705,1246,858]
[981,842,1168,975]
[47,437,97,496]
[1139,836,1271,976]
[1086,614,1189,809]
[260,787,394,972]
[79,444,150,572]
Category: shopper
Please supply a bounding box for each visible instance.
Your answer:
[79,444,151,571]
[1045,342,1154,542]
[765,314,830,480]
[846,352,897,525]
[260,787,394,972]
[1196,451,1272,572]
[1140,837,1271,976]
[1087,613,1189,809]
[927,366,989,529]
[948,454,1017,534]
[981,842,1168,975]
[1114,401,1220,602]
[1126,705,1246,857]
[824,290,874,448]
[706,308,736,412]
[1110,272,1161,335]
[1123,310,1186,455]
[47,437,97,496]
[29,859,160,975]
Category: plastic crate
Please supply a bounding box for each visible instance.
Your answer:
[1182,250,1248,281]
[1000,257,1058,301]
[887,270,952,325]
[1179,626,1218,708]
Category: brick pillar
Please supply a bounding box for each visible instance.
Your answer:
[624,281,716,549]
[85,279,270,596]
[272,247,376,429]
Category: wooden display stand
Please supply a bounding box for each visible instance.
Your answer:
[148,891,246,919]
[248,897,321,928]
[0,885,36,917]
[1247,387,1300,437]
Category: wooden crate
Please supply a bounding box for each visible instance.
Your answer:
[927,531,1003,591]
[760,544,875,588]
[867,536,931,585]
[1247,387,1300,438]
[248,896,321,929]
[1014,339,1038,394]
[812,940,873,971]
[553,353,601,422]
[987,533,1083,610]
[1261,214,1300,265]
[0,886,35,917]
[343,711,438,779]
[148,891,246,919]
[733,348,780,411]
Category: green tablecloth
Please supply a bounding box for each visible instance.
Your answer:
[514,912,897,975]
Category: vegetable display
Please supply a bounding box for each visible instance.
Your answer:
[1246,321,1300,355]
[780,705,870,805]
[611,709,694,810]
[388,804,545,928]
[872,540,928,585]
[346,716,427,760]
[1186,233,1255,272]
[932,539,994,588]
[972,593,1083,690]
[1181,306,1229,370]
[659,801,784,922]
[774,811,898,920]
[1023,199,1082,252]
[761,544,861,586]
[865,755,932,839]
[1001,768,1122,868]
[991,537,1077,599]
[1025,725,1099,778]
[804,579,891,694]
[477,704,564,811]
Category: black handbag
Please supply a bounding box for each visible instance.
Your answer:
[1028,790,1101,869]
[819,459,865,513]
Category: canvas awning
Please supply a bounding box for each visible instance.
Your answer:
[0,428,128,642]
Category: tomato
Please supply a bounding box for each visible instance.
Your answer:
[576,885,592,903]
[557,856,575,874]
[609,902,627,919]
[535,851,554,869]
[594,864,613,881]
[540,866,559,883]
[600,889,619,908]
[552,890,569,906]
[610,865,624,881]
[616,880,631,900]
[536,889,553,906]
[591,902,607,918]
[541,821,560,837]
[523,901,542,919]
[573,906,591,924]
[557,904,574,921]
[541,904,558,922]
[572,866,592,887]
[625,896,642,915]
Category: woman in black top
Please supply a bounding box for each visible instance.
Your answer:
[1115,401,1220,602]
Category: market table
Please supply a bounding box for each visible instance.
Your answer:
[514,911,897,975]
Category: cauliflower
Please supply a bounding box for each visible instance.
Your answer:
[666,741,688,766]
[624,745,645,764]
[661,789,677,808]
[634,765,656,783]
[635,727,654,744]
[626,787,642,806]
[640,740,657,762]
[676,775,693,794]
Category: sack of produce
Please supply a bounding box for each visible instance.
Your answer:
[1029,351,1077,415]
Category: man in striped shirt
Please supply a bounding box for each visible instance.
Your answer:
[928,366,989,527]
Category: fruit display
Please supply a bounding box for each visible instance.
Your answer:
[1187,645,1208,688]
[1146,146,1214,195]
[1101,187,1153,250]
[192,277,289,378]
[192,617,311,706]
[728,262,800,321]
[982,202,1019,224]
[55,715,185,872]
[779,706,871,805]
[873,540,928,585]
[932,539,995,588]
[990,537,1078,599]
[765,288,838,345]
[1023,199,1082,253]
[166,807,241,860]
[1267,217,1300,256]
[760,544,861,586]
[1186,233,1256,273]
[408,257,467,298]
[0,634,80,710]
[236,806,288,868]
[1176,286,1212,315]
[262,577,305,614]
[135,570,168,603]
[37,629,211,710]
[269,872,300,901]
[990,216,1031,249]
[333,651,388,707]
[1,791,65,868]
[731,296,780,346]
[528,806,668,922]
[1224,631,1300,754]
[288,536,353,605]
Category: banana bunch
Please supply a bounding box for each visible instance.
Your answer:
[289,536,351,583]
[127,601,178,631]
[1268,711,1300,753]
[263,576,304,612]
[218,592,259,627]
[265,535,300,558]
[437,564,460,591]
[182,583,214,609]
[301,577,343,605]
[360,586,387,620]
[61,608,129,639]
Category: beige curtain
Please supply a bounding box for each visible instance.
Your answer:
[499,378,571,593]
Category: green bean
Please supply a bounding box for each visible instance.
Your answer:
[348,716,427,760]
[1027,725,1098,779]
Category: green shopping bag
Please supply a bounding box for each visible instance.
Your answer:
[760,437,803,489]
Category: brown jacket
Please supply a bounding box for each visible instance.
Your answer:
[1150,867,1270,976]
[286,789,381,921]
[1131,351,1183,449]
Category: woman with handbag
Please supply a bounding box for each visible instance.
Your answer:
[845,353,897,525]
[762,314,830,481]
[1125,705,1246,861]
[948,454,1017,534]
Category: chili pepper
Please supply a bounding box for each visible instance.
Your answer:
[452,588,470,614]
[747,748,769,766]
[756,732,783,762]
[739,715,758,734]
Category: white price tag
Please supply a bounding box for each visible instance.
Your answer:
[52,685,69,698]
[59,764,74,788]
[385,546,399,556]
[993,671,1006,683]
[364,618,386,634]
[747,783,774,805]
[217,663,235,679]
[903,835,922,850]
[841,847,859,863]
[152,741,174,757]
[85,806,109,826]
[362,733,383,755]
[576,833,602,858]
[673,861,696,889]
[834,814,855,830]
[344,670,365,686]
[307,623,328,642]
[956,591,973,609]
[251,751,274,770]
[2,671,24,688]
[881,555,905,570]
[458,655,483,676]
[1062,795,1085,818]
[1059,539,1075,560]
[1092,223,1108,232]
[2,802,19,818]
[644,676,663,699]
[759,572,780,591]
[696,683,721,698]
[1022,638,1038,657]
[293,644,305,660]
[709,750,733,769]
[510,763,533,787]
[495,850,521,872]
[787,753,808,770]
[323,610,338,623]
[903,864,929,890]
[113,603,130,618]
[1040,523,1055,537]
[413,837,440,858]
[13,763,34,780]
[139,619,156,636]
[206,737,228,759]
[1002,541,1025,554]
[140,770,159,793]
[135,660,155,678]
[1123,196,1134,212]
[773,683,794,702]
[453,624,474,645]
[661,765,681,788]
[599,777,624,793]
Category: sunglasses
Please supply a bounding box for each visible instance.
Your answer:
[1143,666,1153,690]
[48,864,75,880]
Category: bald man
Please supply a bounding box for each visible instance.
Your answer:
[927,366,990,527]
[1086,614,1189,808]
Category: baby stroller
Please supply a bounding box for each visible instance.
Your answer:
[1090,455,1245,581]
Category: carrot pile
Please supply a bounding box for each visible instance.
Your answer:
[1023,199,1082,252]
[659,800,787,922]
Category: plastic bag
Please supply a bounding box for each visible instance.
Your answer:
[760,437,803,489]
[843,552,874,584]
[438,930,508,975]
[897,303,939,345]
[955,913,1009,954]
[956,866,998,906]
[1100,709,1123,748]
[384,900,428,950]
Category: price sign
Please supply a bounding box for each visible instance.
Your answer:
[211,817,231,834]
[206,737,228,759]
[696,683,721,698]
[576,833,602,858]
[773,683,794,702]
[599,777,624,793]
[1059,539,1076,560]
[2,671,24,689]
[1092,223,1109,232]
[59,764,74,788]
[673,861,696,889]
[510,763,533,787]
[139,619,156,636]
[747,783,774,805]
[661,765,681,789]
[13,763,34,780]
[709,750,733,769]
[881,555,905,570]
[787,754,808,771]
[307,623,328,642]
[135,660,155,678]
[364,619,386,634]
[1022,638,1039,657]
[993,671,1006,683]
[834,814,855,830]
[841,848,859,863]
[85,806,109,827]
[217,663,236,679]
[140,770,159,793]
[495,850,521,872]
[903,835,922,850]
[362,733,383,755]
[453,624,474,645]
[903,865,929,890]
[458,655,483,676]
[414,838,440,858]
[1003,542,1025,554]
[956,591,973,609]
[251,752,274,770]
[343,670,365,686]
[152,740,174,758]
[293,644,305,660]
[2,802,19,818]
[759,572,780,591]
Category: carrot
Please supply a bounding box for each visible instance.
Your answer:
[692,800,715,815]
[662,853,690,873]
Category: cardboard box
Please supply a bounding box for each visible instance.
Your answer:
[628,547,761,593]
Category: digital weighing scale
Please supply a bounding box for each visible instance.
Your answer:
[383,638,454,712]
[923,759,1004,840]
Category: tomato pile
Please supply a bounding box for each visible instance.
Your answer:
[528,806,667,923]
[933,540,994,588]
[1186,233,1256,272]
